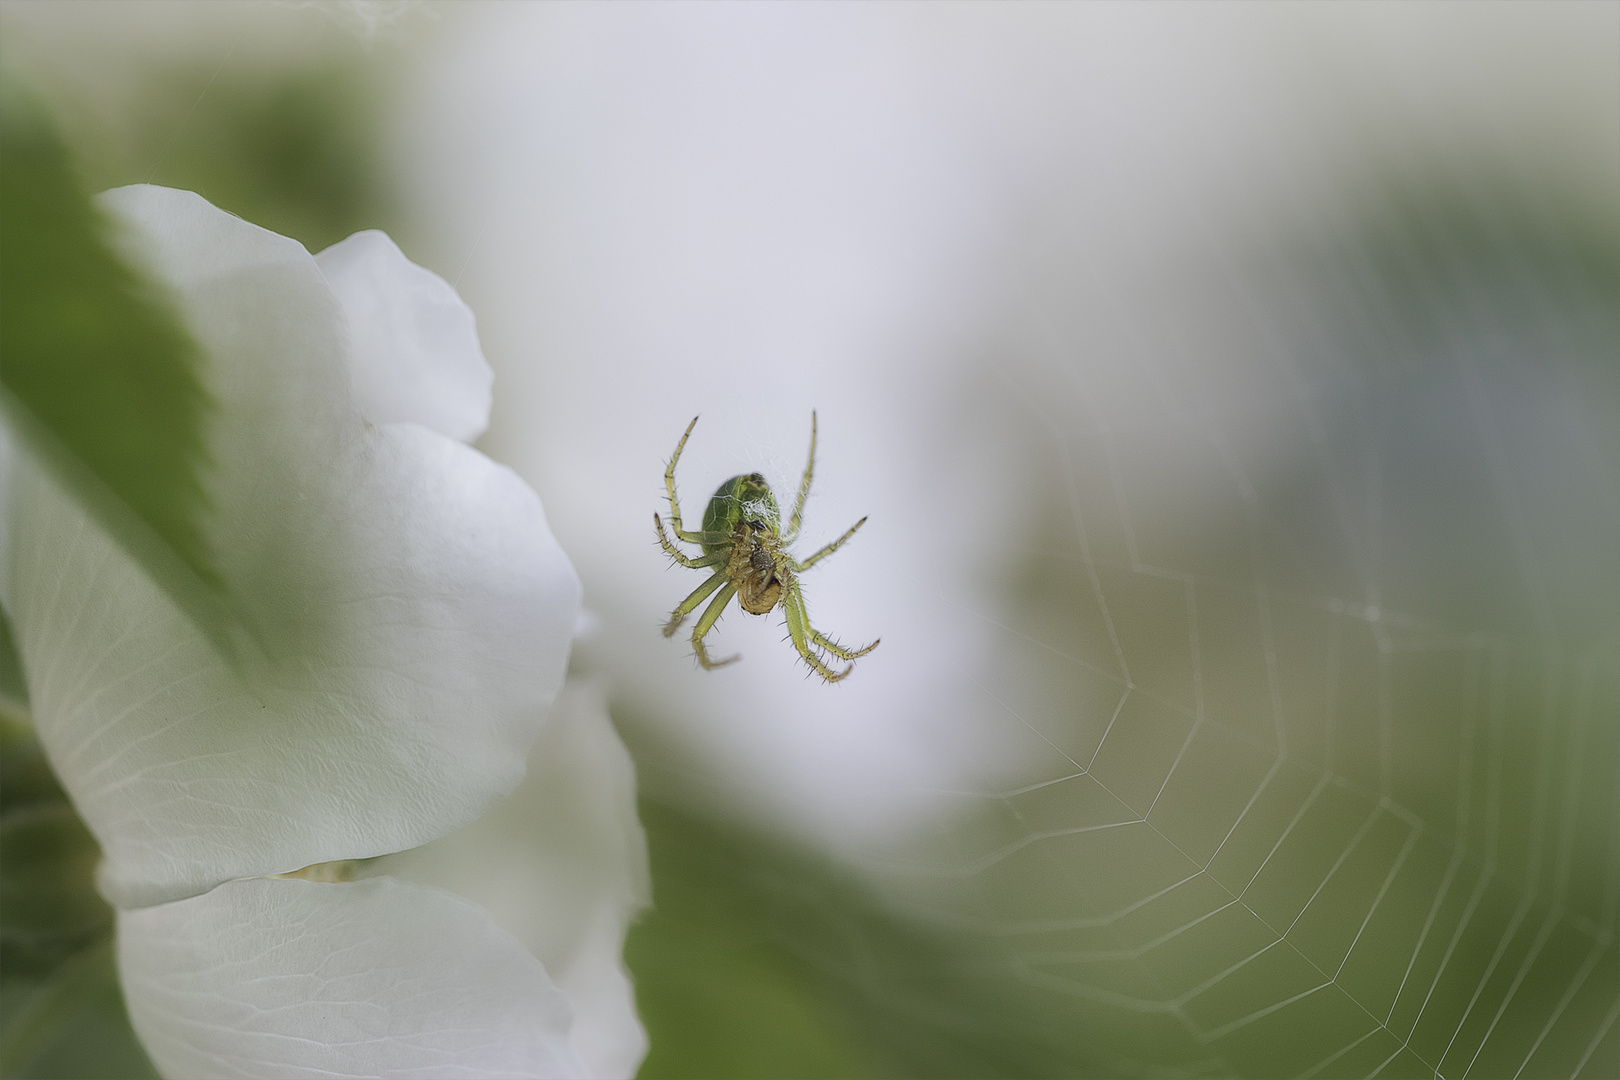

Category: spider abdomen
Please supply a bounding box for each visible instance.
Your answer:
[733,535,788,615]
[700,473,782,556]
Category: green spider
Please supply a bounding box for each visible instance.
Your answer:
[654,413,879,683]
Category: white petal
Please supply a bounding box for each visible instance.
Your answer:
[379,682,649,1079]
[317,230,494,443]
[119,877,585,1080]
[0,186,580,908]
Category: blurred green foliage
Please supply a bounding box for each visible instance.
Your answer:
[1,702,157,1080]
[0,82,215,590]
[628,795,1101,1079]
[0,86,173,1076]
[113,62,394,256]
[0,56,399,1078]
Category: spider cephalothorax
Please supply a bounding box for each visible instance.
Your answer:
[654,414,878,682]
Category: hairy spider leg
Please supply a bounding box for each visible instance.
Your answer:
[691,581,741,669]
[786,584,878,667]
[793,516,867,572]
[807,625,880,662]
[662,566,730,636]
[663,416,717,544]
[784,411,816,543]
[654,513,729,568]
[782,584,852,682]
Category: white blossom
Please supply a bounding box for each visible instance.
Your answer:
[0,186,644,1079]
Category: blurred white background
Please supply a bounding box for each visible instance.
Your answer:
[386,1,1617,859]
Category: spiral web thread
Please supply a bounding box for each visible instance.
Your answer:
[883,182,1620,1078]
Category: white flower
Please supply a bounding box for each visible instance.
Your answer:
[0,186,645,1079]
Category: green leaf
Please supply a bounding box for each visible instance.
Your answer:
[0,82,214,588]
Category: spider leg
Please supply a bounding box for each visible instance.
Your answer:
[663,415,714,543]
[663,567,730,637]
[792,515,866,572]
[807,626,880,662]
[784,411,816,543]
[691,581,741,669]
[655,513,727,568]
[782,583,853,683]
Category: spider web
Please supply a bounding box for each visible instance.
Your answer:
[874,175,1620,1078]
